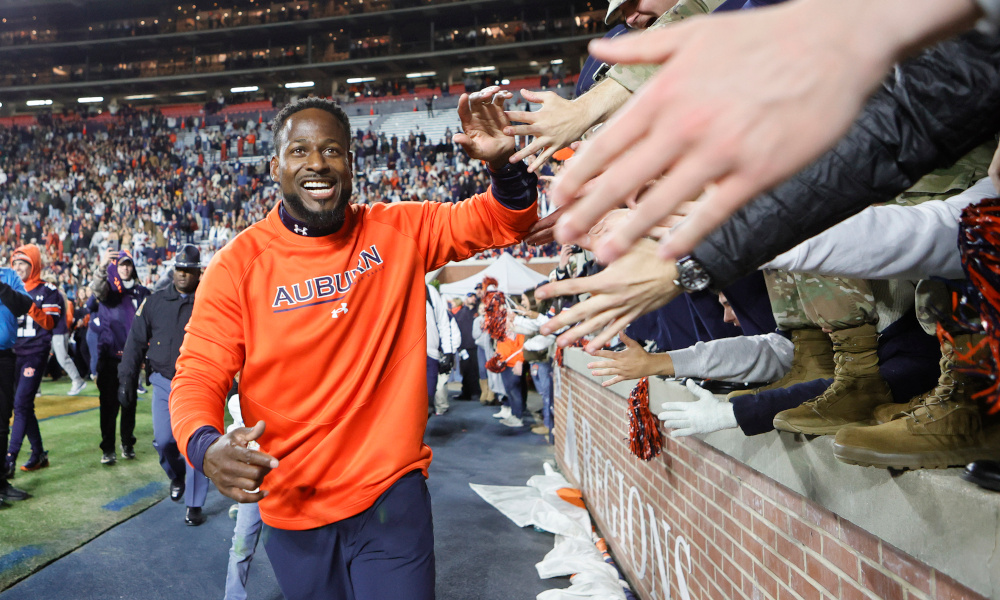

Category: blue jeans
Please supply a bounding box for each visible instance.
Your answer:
[150,373,209,507]
[86,328,99,378]
[225,502,263,600]
[529,361,554,430]
[499,367,524,419]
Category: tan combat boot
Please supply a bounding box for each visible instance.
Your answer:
[871,334,986,424]
[479,379,495,405]
[727,328,834,400]
[833,333,998,470]
[772,324,891,435]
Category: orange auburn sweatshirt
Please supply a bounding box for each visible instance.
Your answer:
[170,190,536,530]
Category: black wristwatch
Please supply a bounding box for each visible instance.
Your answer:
[673,255,712,294]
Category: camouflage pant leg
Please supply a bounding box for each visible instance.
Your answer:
[793,273,877,331]
[914,279,981,336]
[763,269,810,330]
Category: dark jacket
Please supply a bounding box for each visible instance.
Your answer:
[119,283,195,385]
[453,305,477,350]
[691,31,1000,288]
[93,263,151,360]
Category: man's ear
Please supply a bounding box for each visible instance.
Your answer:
[269,156,279,182]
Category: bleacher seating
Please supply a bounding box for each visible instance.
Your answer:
[375,111,462,146]
[159,103,205,119]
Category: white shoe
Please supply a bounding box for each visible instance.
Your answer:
[68,380,87,396]
[500,415,524,428]
[492,405,511,419]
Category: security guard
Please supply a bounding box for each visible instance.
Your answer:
[118,244,209,526]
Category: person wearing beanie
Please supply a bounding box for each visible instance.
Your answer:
[91,248,150,465]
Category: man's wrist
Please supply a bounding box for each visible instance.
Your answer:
[486,153,514,172]
[585,78,631,125]
[657,353,675,378]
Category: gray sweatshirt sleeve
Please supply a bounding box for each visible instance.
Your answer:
[668,332,793,383]
[761,177,996,280]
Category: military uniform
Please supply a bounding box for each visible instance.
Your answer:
[763,270,876,332]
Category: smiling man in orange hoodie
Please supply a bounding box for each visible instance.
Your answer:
[170,87,538,599]
[4,245,61,482]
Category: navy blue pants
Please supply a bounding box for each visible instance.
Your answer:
[6,352,47,466]
[264,470,435,600]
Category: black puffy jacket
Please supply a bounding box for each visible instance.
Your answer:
[690,31,1000,288]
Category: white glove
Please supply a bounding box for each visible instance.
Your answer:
[658,379,737,437]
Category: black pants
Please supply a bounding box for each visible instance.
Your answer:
[97,357,136,453]
[0,349,15,468]
[459,348,479,399]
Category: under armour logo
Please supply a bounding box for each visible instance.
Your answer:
[331,303,349,318]
[294,224,309,235]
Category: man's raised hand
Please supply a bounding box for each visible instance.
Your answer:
[504,89,591,173]
[454,86,516,170]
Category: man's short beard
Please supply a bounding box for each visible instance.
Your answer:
[282,187,351,231]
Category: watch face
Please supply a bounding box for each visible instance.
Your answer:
[678,258,710,292]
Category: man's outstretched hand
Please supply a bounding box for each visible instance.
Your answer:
[454,86,517,170]
[203,420,279,503]
[536,239,680,353]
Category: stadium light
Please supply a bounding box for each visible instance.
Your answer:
[463,66,495,74]
[231,86,259,93]
[176,90,206,96]
[405,72,436,79]
[77,96,104,103]
[345,77,375,84]
[284,81,314,89]
[124,94,155,100]
[500,79,510,85]
[26,99,53,106]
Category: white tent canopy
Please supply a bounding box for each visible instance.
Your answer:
[439,253,549,298]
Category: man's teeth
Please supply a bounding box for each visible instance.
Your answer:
[303,182,333,189]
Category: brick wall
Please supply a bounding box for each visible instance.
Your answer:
[554,366,987,600]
